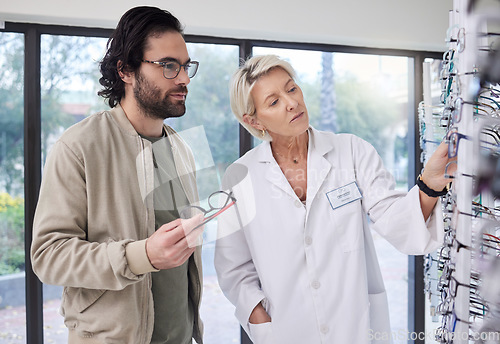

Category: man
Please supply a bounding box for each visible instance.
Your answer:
[31,6,204,344]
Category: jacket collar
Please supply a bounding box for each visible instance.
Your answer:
[109,104,139,136]
[108,104,178,141]
[109,104,198,205]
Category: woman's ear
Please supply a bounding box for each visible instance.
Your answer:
[243,114,264,131]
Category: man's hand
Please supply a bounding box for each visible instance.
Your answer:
[145,214,204,270]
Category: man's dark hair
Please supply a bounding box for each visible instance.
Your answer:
[98,6,184,107]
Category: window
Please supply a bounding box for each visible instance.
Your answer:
[0,31,25,344]
[41,34,108,161]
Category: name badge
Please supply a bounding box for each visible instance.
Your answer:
[326,181,362,210]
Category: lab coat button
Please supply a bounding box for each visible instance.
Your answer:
[320,325,329,334]
[304,236,313,246]
[311,280,321,289]
[294,200,302,208]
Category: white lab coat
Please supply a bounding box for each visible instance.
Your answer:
[214,127,444,344]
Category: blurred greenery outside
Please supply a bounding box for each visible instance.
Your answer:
[0,192,24,275]
[0,34,410,276]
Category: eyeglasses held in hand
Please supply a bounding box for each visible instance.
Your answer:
[179,191,237,230]
[142,59,199,79]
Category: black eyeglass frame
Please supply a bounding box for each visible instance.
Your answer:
[142,59,200,79]
[179,191,237,230]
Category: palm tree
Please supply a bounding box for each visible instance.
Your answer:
[320,52,337,133]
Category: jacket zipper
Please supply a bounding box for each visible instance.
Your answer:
[166,130,196,206]
[138,136,152,343]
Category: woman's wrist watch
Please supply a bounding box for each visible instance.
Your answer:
[416,174,449,197]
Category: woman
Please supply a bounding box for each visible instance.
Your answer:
[214,55,453,343]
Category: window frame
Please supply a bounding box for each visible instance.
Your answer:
[1,21,441,344]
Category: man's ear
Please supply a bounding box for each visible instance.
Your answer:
[117,60,134,83]
[243,114,264,131]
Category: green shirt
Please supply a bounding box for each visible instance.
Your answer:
[142,133,194,344]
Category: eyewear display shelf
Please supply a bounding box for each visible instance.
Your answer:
[420,0,500,343]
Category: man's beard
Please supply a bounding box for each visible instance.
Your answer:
[133,71,188,120]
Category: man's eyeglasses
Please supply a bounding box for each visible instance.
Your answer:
[180,191,236,230]
[142,59,199,79]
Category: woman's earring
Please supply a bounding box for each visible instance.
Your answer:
[261,129,266,138]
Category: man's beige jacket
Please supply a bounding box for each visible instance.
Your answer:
[31,105,203,344]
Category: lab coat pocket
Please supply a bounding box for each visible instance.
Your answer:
[368,291,392,344]
[248,322,275,344]
[330,199,364,252]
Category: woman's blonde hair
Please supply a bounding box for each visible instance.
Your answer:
[229,55,296,142]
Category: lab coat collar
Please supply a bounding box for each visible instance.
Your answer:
[254,126,335,162]
[256,127,334,205]
[306,127,333,205]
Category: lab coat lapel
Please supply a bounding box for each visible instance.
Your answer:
[306,128,334,205]
[258,128,336,204]
[258,142,301,201]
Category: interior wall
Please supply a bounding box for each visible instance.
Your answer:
[0,0,452,52]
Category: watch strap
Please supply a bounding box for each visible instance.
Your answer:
[416,174,449,197]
